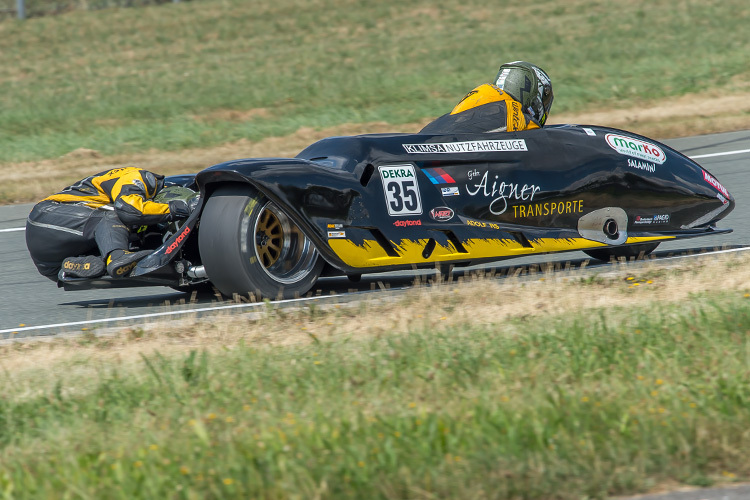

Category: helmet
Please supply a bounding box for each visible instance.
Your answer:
[142,171,165,199]
[494,61,553,126]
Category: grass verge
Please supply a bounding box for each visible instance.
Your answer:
[1,0,749,165]
[1,253,749,498]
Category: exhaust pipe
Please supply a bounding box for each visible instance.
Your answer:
[603,219,619,239]
[577,207,628,245]
[187,265,207,279]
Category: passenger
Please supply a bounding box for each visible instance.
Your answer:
[26,167,197,280]
[421,61,554,134]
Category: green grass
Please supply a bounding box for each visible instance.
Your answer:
[0,0,178,20]
[1,291,749,498]
[0,0,749,162]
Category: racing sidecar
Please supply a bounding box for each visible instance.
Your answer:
[58,124,735,299]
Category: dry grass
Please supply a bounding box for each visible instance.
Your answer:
[551,91,750,139]
[3,249,749,398]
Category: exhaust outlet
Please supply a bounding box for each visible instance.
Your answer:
[187,265,207,279]
[603,219,619,239]
[577,207,628,245]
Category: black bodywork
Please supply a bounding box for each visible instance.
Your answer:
[59,124,735,291]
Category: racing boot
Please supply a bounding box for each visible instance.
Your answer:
[61,255,106,278]
[106,249,151,278]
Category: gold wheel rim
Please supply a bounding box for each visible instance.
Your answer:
[256,208,283,268]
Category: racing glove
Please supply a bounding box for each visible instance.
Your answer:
[168,195,200,220]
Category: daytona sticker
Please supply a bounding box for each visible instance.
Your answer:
[403,139,527,154]
[393,220,422,227]
[605,133,666,164]
[379,164,423,216]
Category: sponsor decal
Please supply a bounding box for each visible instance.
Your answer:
[166,226,191,254]
[403,139,528,154]
[634,214,670,225]
[634,215,652,225]
[116,262,138,275]
[513,200,583,218]
[327,223,343,229]
[466,219,500,230]
[379,164,423,216]
[327,230,346,238]
[717,193,729,205]
[441,186,460,197]
[466,170,541,215]
[423,167,456,184]
[509,100,523,130]
[627,159,656,173]
[605,133,666,164]
[429,207,454,222]
[63,260,93,271]
[393,219,422,227]
[702,170,729,198]
[583,128,596,136]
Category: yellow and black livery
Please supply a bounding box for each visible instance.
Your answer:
[421,84,541,134]
[55,126,735,300]
[43,167,170,226]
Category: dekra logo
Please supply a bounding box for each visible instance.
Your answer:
[381,168,414,179]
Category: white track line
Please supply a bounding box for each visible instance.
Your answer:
[0,227,25,233]
[655,245,750,261]
[689,148,750,159]
[0,293,345,336]
[4,247,750,337]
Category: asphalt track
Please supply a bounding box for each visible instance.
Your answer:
[1,130,749,340]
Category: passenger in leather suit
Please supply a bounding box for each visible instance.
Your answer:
[421,61,554,134]
[26,167,196,280]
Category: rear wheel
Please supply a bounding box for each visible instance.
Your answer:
[583,242,660,262]
[199,185,323,299]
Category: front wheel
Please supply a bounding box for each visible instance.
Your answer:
[583,242,660,262]
[198,185,324,299]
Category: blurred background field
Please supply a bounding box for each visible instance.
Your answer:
[0,0,180,19]
[1,0,749,167]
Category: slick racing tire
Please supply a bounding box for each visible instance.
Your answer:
[198,185,324,300]
[583,242,660,262]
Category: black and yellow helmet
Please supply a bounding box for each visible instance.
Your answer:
[141,171,165,199]
[494,61,554,126]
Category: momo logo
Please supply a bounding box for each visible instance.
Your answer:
[429,207,454,222]
[166,226,191,255]
[605,134,666,164]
